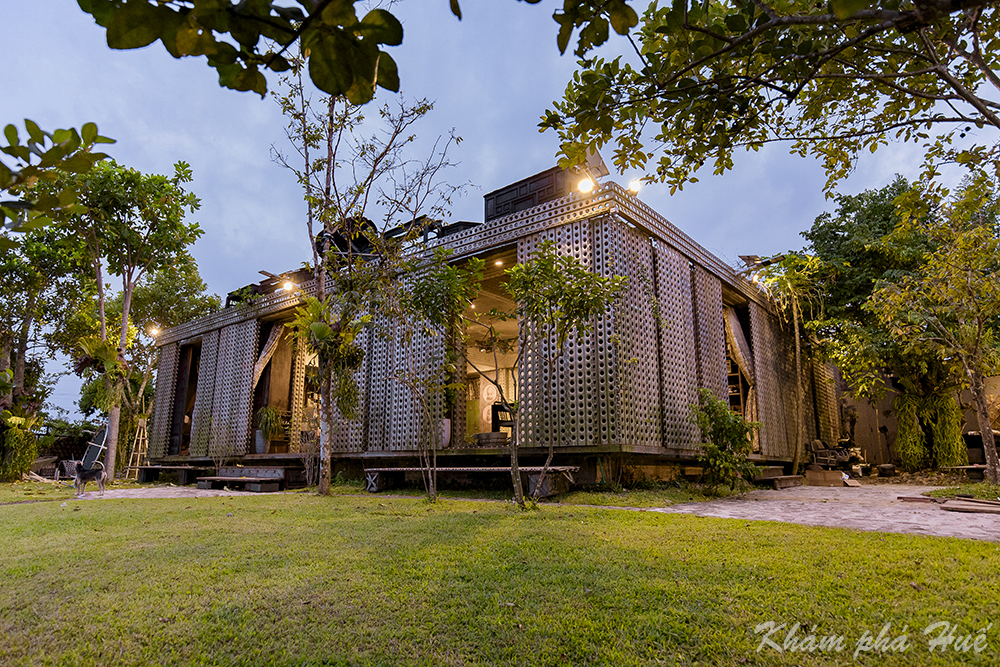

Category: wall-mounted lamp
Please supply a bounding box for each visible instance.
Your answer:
[578,177,596,193]
[149,327,159,337]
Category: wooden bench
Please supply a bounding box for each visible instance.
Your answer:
[196,466,286,492]
[941,465,988,480]
[136,465,212,485]
[363,466,579,497]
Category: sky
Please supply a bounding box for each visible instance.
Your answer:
[0,0,966,417]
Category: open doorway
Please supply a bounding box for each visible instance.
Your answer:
[169,341,201,456]
[463,246,519,442]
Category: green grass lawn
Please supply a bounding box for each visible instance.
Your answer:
[926,482,1000,500]
[0,478,146,504]
[2,493,997,666]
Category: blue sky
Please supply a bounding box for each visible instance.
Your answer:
[2,0,951,416]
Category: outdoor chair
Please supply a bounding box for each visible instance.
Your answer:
[493,405,514,432]
[809,439,838,468]
[56,425,108,480]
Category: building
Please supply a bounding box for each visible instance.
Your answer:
[147,167,841,482]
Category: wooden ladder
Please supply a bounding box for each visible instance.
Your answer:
[124,418,148,480]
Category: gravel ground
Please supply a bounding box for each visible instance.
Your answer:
[658,483,1000,542]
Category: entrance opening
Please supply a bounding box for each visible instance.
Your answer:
[463,246,519,442]
[169,341,201,456]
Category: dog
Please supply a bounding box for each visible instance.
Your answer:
[74,461,107,497]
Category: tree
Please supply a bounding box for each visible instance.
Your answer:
[542,0,1000,192]
[760,254,822,474]
[48,160,202,480]
[274,56,464,495]
[1,120,113,241]
[76,1,637,101]
[461,241,626,507]
[800,177,968,470]
[869,175,1000,483]
[0,226,92,414]
[405,249,485,501]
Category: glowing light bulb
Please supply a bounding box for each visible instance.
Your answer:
[283,281,295,291]
[578,178,595,193]
[495,260,503,266]
[149,328,159,336]
[628,179,641,194]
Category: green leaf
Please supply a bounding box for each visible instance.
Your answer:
[81,122,98,145]
[306,31,353,97]
[59,152,100,173]
[358,9,403,46]
[830,0,874,19]
[376,51,399,93]
[3,124,18,147]
[107,1,165,49]
[24,119,44,144]
[450,0,462,19]
[608,4,638,36]
[310,322,333,341]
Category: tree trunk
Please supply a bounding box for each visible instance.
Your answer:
[106,404,121,481]
[0,334,12,410]
[318,362,333,495]
[969,370,999,485]
[13,292,35,404]
[104,284,135,482]
[791,300,805,475]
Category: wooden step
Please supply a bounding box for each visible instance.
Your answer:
[752,466,786,481]
[762,475,804,489]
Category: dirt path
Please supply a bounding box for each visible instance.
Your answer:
[657,483,1000,542]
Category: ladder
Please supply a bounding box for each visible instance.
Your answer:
[124,418,148,480]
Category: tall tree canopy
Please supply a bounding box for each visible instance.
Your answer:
[1,120,112,240]
[76,0,638,102]
[542,0,1000,191]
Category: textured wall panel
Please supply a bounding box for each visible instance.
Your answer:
[749,303,794,458]
[813,358,841,446]
[518,218,598,449]
[208,320,260,457]
[654,244,702,451]
[691,266,727,401]
[605,219,661,448]
[288,339,307,452]
[148,343,180,459]
[188,329,220,457]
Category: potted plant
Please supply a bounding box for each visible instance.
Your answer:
[255,406,285,454]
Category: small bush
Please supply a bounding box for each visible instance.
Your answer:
[0,412,39,482]
[689,389,759,492]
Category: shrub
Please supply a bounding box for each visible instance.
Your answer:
[689,389,760,492]
[0,411,40,482]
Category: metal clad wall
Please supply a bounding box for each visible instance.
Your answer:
[654,244,702,450]
[147,343,180,459]
[610,220,661,448]
[288,340,307,452]
[518,218,597,448]
[692,266,727,400]
[385,324,444,451]
[188,329,220,457]
[749,302,793,458]
[591,217,617,446]
[210,320,259,456]
[814,358,840,445]
[367,323,392,450]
